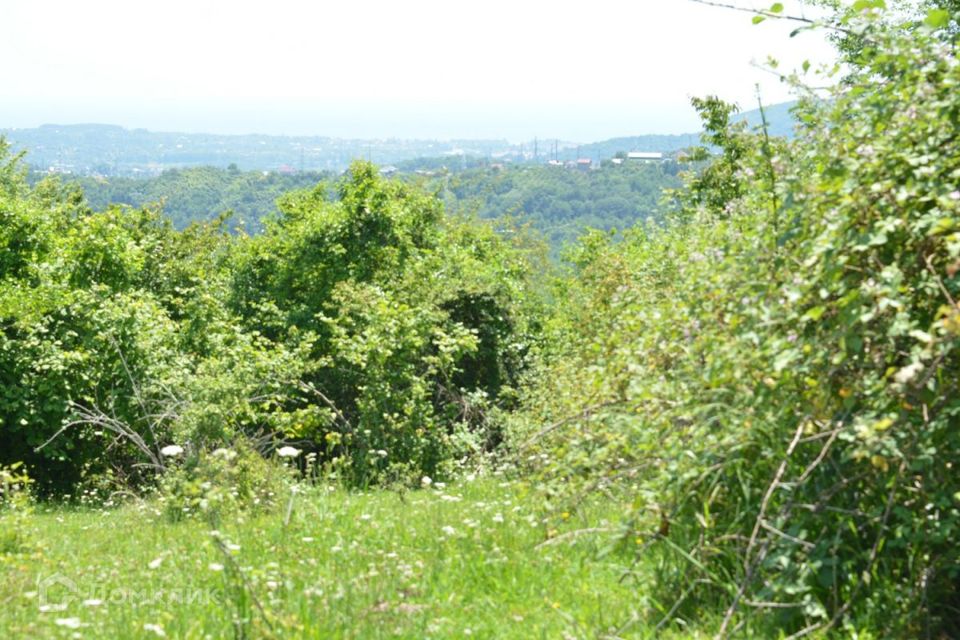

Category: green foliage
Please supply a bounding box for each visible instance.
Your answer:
[0,462,33,555]
[157,443,290,525]
[230,162,542,485]
[1,147,540,494]
[513,11,960,637]
[70,166,333,232]
[437,162,682,253]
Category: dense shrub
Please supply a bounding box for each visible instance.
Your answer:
[156,442,290,525]
[225,163,541,485]
[512,10,960,637]
[1,149,541,493]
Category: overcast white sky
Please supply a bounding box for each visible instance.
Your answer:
[0,0,837,141]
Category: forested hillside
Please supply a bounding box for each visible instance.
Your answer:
[437,161,683,249]
[68,161,683,252]
[67,166,333,232]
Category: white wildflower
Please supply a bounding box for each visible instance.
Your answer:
[441,525,456,536]
[420,476,432,487]
[55,618,83,629]
[143,623,166,637]
[148,557,163,570]
[277,446,301,458]
[160,445,183,458]
[375,449,388,457]
[894,361,924,385]
[208,563,224,572]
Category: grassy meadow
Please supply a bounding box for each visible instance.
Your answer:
[0,479,684,639]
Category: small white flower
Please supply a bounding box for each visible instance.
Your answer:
[143,623,166,637]
[492,513,504,523]
[208,563,224,572]
[55,618,83,629]
[894,361,924,385]
[277,446,301,458]
[375,449,388,457]
[441,525,456,536]
[420,476,432,487]
[301,536,314,543]
[160,445,184,458]
[148,557,163,569]
[211,448,237,461]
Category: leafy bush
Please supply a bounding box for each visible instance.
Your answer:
[229,162,542,485]
[513,10,960,637]
[1,148,540,493]
[157,442,290,525]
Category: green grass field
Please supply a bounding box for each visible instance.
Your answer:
[0,479,686,639]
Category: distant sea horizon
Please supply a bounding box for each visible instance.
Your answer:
[0,97,713,144]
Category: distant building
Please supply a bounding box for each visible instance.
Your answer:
[379,165,399,176]
[576,158,592,171]
[627,151,664,162]
[278,164,297,174]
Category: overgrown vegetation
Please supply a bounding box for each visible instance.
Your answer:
[512,3,960,637]
[436,162,682,253]
[1,148,542,495]
[1,1,958,637]
[69,166,333,232]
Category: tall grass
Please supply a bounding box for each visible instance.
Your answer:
[0,480,677,639]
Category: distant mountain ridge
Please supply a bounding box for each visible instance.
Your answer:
[1,102,797,176]
[577,101,797,159]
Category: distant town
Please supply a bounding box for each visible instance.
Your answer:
[0,102,792,178]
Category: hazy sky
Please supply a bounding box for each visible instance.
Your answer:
[0,0,836,141]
